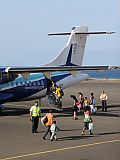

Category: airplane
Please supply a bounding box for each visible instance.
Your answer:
[0,26,117,113]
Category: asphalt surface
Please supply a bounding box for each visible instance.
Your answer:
[0,79,120,160]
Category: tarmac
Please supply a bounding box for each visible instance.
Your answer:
[0,79,120,160]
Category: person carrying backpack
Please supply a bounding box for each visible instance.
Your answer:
[55,86,64,103]
[43,110,53,140]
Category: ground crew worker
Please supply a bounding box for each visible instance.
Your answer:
[100,91,108,112]
[43,110,53,140]
[30,101,41,133]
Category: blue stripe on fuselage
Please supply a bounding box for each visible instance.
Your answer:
[61,44,78,66]
[0,72,71,103]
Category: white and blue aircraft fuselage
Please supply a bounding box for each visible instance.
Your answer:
[0,26,115,112]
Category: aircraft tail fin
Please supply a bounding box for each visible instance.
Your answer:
[46,26,115,67]
[46,26,88,66]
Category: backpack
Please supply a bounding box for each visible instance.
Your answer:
[60,89,64,96]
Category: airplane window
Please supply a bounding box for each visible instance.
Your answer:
[33,81,36,86]
[37,81,40,86]
[41,80,44,86]
[29,81,32,86]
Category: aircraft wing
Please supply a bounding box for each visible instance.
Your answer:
[5,65,118,74]
[5,66,119,74]
[1,65,119,81]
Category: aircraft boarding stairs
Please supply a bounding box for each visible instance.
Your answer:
[47,91,63,111]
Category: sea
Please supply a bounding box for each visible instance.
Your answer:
[81,69,120,79]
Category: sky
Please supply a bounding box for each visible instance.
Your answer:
[0,0,119,66]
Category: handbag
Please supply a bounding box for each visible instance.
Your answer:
[89,122,93,130]
[77,104,82,109]
[41,115,48,125]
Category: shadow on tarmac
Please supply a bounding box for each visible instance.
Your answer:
[0,105,119,118]
[55,131,120,141]
[97,131,120,136]
[0,107,58,117]
[60,128,82,132]
[58,135,94,141]
[0,107,29,116]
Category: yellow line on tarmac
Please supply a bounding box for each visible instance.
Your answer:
[0,139,120,160]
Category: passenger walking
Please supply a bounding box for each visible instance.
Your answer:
[43,110,53,140]
[83,97,90,111]
[47,80,57,105]
[82,106,90,135]
[100,91,108,112]
[70,95,78,120]
[55,86,62,102]
[89,93,96,113]
[50,120,60,141]
[46,78,52,95]
[55,86,63,109]
[51,80,57,93]
[76,92,84,110]
[30,101,41,133]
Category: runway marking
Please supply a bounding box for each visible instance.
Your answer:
[0,139,120,160]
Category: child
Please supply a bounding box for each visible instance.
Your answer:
[50,121,60,141]
[89,117,94,135]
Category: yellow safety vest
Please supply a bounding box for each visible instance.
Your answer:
[32,105,41,117]
[37,106,41,117]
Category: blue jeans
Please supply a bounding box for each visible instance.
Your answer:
[102,100,107,111]
[32,116,39,133]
